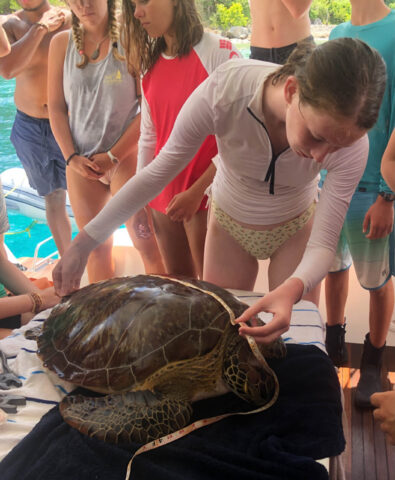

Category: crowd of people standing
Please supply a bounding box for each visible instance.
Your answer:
[0,0,394,447]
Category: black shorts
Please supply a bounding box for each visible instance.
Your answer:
[250,35,315,65]
[0,314,21,330]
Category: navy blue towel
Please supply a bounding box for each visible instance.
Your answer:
[0,344,344,480]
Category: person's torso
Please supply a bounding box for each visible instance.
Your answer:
[143,52,209,154]
[142,32,240,212]
[249,0,311,48]
[6,9,70,118]
[142,32,239,154]
[210,59,322,224]
[63,33,139,157]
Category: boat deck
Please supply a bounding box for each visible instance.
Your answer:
[340,343,395,480]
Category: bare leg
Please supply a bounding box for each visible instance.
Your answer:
[324,269,349,326]
[44,189,72,256]
[183,209,208,279]
[124,209,165,274]
[369,278,394,348]
[151,209,196,277]
[303,283,321,308]
[110,158,165,275]
[203,213,258,290]
[66,168,114,283]
[267,214,314,291]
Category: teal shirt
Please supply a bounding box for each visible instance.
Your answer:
[328,11,395,193]
[0,283,6,298]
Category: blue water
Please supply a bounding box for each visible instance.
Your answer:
[0,77,61,258]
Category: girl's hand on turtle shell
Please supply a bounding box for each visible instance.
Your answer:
[235,278,304,344]
[89,153,114,175]
[39,287,60,310]
[68,155,103,180]
[53,230,97,296]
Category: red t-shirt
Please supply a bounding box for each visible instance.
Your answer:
[141,33,240,213]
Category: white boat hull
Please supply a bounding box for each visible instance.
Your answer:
[0,167,77,229]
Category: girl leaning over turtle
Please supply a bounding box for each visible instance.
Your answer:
[48,0,165,284]
[120,0,240,278]
[53,39,386,346]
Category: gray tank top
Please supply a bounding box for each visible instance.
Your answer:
[63,32,139,157]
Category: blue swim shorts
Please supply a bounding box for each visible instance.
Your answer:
[10,110,66,196]
[329,189,395,290]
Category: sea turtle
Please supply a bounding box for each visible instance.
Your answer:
[37,275,286,444]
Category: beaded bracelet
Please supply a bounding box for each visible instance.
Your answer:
[66,152,79,166]
[29,292,43,315]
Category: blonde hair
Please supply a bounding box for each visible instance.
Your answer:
[121,0,203,76]
[71,0,123,69]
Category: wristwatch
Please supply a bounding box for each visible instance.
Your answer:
[107,150,119,165]
[378,191,395,202]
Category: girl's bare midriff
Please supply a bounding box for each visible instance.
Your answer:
[249,0,311,48]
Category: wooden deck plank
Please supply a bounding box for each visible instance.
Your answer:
[373,407,388,480]
[350,386,365,479]
[338,366,352,479]
[363,409,376,480]
[387,441,395,480]
[340,343,395,480]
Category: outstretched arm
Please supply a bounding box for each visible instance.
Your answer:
[0,237,59,319]
[0,236,35,295]
[0,287,59,320]
[53,73,219,295]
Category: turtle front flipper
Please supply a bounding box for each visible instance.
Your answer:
[59,390,192,444]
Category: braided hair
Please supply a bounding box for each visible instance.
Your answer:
[71,0,123,69]
[71,10,87,68]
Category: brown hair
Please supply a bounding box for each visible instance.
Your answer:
[121,0,203,76]
[269,37,386,130]
[71,0,123,69]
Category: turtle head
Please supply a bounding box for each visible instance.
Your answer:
[222,328,284,406]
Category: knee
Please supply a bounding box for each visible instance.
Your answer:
[133,238,159,258]
[45,189,66,210]
[371,279,393,299]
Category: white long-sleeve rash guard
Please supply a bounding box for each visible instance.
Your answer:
[84,59,368,294]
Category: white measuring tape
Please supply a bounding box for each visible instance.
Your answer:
[124,276,280,480]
